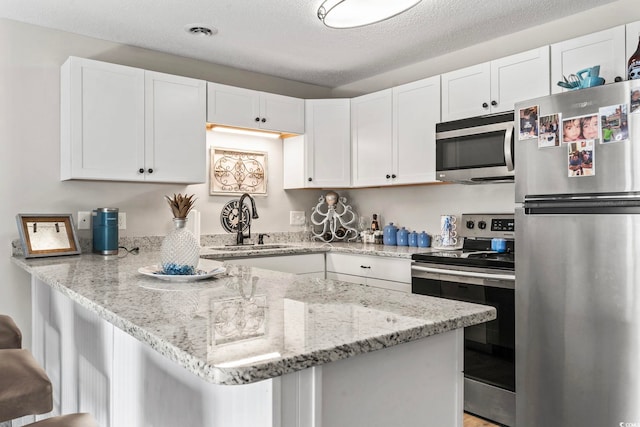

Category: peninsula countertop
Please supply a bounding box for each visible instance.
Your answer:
[12,247,495,386]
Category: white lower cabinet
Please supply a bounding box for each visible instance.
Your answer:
[325,252,411,293]
[226,254,325,278]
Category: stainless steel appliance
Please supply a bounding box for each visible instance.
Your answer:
[515,80,640,426]
[411,213,515,426]
[436,112,515,184]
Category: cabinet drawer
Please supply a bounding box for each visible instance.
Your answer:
[227,254,325,275]
[326,253,411,284]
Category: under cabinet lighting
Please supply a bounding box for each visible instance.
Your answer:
[207,124,282,139]
[317,0,422,29]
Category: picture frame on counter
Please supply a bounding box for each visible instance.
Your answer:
[16,213,81,258]
[210,147,268,196]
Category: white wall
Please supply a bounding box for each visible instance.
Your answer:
[0,18,328,346]
[3,2,640,346]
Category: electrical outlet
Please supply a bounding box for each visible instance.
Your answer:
[77,211,91,230]
[289,211,305,226]
[118,212,126,230]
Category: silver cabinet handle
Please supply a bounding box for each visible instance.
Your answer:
[411,265,515,281]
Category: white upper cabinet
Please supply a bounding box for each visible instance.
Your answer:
[206,82,304,134]
[351,89,394,187]
[60,57,206,183]
[144,71,207,183]
[442,47,550,121]
[283,99,351,189]
[551,26,626,94]
[351,76,441,187]
[393,76,440,185]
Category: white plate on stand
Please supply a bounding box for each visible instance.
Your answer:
[138,265,227,282]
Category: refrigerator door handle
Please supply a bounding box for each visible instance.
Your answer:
[504,125,514,172]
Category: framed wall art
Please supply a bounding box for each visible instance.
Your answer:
[210,148,268,196]
[16,214,81,258]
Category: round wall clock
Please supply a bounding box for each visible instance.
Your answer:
[220,199,251,233]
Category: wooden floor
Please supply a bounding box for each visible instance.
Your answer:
[463,412,500,427]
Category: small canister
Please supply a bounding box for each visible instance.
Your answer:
[92,208,119,255]
[418,231,431,248]
[408,231,418,247]
[383,223,398,245]
[396,227,409,246]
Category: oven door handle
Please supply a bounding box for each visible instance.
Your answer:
[411,265,515,282]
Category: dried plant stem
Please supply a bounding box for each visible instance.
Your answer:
[165,193,196,219]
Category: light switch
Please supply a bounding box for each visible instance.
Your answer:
[290,211,306,226]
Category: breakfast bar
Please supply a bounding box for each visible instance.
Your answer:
[12,249,495,427]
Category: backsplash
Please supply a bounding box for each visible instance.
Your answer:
[11,231,312,257]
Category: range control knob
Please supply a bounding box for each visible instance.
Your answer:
[466,220,475,229]
[478,220,487,230]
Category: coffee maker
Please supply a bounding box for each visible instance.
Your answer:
[92,208,119,255]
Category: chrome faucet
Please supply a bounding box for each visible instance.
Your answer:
[236,193,259,245]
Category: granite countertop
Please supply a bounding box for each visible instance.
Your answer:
[12,247,494,386]
[199,241,438,259]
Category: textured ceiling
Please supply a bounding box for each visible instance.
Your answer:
[0,0,616,88]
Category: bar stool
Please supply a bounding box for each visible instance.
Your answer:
[0,315,22,349]
[25,413,98,427]
[0,349,52,422]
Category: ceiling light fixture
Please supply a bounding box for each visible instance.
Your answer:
[317,0,422,29]
[185,25,218,37]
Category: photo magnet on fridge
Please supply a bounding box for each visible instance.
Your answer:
[538,113,560,148]
[519,105,539,140]
[631,89,640,114]
[567,140,594,178]
[562,114,599,144]
[599,104,629,143]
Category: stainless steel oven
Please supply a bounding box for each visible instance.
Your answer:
[411,213,515,426]
[436,112,515,184]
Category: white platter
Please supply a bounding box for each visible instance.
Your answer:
[138,265,227,282]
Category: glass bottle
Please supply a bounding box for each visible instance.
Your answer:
[628,36,640,80]
[160,218,200,275]
[371,213,380,231]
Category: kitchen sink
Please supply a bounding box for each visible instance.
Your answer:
[204,244,296,251]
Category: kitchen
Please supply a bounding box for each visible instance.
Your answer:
[2,0,640,426]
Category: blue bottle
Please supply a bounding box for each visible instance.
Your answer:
[397,227,409,246]
[418,231,431,248]
[383,223,398,246]
[92,208,119,255]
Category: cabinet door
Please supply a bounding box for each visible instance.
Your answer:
[393,76,440,185]
[259,92,305,133]
[305,99,351,188]
[551,26,626,94]
[145,71,206,183]
[441,62,491,121]
[206,82,260,129]
[61,57,145,181]
[351,89,393,187]
[491,46,550,113]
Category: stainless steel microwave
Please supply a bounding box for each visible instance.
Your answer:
[435,111,515,184]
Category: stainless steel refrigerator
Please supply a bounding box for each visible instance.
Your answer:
[515,80,640,427]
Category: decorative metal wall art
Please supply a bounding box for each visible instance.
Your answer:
[210,148,267,196]
[310,191,358,243]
